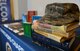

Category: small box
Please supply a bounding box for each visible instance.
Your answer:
[32,15,42,23]
[22,22,32,38]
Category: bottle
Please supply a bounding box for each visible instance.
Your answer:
[22,14,27,23]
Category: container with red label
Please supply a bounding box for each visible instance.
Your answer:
[27,11,37,22]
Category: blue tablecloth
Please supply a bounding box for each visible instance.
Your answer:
[0,25,54,51]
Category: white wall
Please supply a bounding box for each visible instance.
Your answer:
[13,0,19,20]
[13,0,27,20]
[27,0,80,16]
[18,0,27,19]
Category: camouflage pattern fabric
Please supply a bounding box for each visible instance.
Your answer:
[39,3,79,26]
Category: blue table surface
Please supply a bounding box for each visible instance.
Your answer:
[0,25,56,51]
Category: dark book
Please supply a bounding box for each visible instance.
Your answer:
[70,37,80,51]
[32,30,75,51]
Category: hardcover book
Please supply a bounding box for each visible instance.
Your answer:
[32,31,75,51]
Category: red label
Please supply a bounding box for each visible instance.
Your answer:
[27,11,37,22]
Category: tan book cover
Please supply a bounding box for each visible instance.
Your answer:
[52,28,75,38]
[34,30,66,43]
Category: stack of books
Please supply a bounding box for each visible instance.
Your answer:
[32,20,79,51]
[32,21,79,43]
